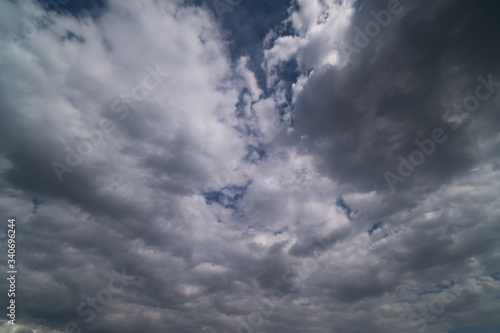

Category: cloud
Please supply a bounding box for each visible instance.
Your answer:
[1,0,500,333]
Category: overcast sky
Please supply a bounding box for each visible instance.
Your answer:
[1,0,500,332]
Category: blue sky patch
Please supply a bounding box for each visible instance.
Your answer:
[368,222,382,236]
[204,181,251,210]
[336,195,358,221]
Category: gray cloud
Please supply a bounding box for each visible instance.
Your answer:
[0,0,500,333]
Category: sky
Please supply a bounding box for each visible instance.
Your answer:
[1,0,500,332]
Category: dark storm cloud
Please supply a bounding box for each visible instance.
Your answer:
[291,0,500,196]
[0,102,138,223]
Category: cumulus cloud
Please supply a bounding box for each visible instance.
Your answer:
[1,0,499,333]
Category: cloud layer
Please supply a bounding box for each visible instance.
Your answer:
[1,0,500,332]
